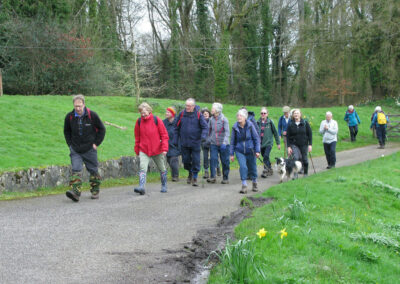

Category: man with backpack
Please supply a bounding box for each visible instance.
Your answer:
[370,106,389,149]
[63,94,106,202]
[174,98,208,186]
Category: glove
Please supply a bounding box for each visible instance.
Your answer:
[220,144,226,151]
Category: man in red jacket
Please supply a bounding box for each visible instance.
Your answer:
[134,102,169,194]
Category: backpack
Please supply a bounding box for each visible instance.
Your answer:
[138,115,158,126]
[377,112,387,125]
[69,108,98,132]
[176,111,201,127]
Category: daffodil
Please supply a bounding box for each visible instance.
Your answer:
[256,228,267,239]
[279,228,288,239]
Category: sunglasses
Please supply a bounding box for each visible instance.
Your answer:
[261,112,267,115]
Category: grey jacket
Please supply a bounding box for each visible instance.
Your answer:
[208,113,230,146]
[319,119,338,144]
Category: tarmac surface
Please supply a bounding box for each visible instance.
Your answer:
[0,143,399,284]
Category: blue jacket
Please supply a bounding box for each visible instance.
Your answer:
[278,115,290,136]
[163,118,181,157]
[370,112,389,129]
[344,110,361,127]
[174,105,209,147]
[230,120,261,156]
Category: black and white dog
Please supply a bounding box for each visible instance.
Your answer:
[275,157,302,183]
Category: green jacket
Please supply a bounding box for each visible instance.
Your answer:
[257,118,280,148]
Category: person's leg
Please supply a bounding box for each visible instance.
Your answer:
[323,143,330,167]
[191,146,201,186]
[134,152,150,194]
[220,146,230,182]
[181,147,193,182]
[354,125,358,141]
[330,142,336,167]
[260,147,267,178]
[349,126,355,142]
[235,152,248,193]
[168,156,180,180]
[376,126,384,148]
[246,153,258,191]
[264,145,273,175]
[209,144,218,179]
[203,146,210,176]
[152,153,168,192]
[66,147,84,201]
[82,148,101,198]
[300,145,309,176]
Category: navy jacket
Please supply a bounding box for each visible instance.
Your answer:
[163,118,181,157]
[230,120,261,156]
[278,115,290,136]
[174,105,208,148]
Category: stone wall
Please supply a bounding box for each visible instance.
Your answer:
[0,156,165,193]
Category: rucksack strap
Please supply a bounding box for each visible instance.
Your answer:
[138,115,158,126]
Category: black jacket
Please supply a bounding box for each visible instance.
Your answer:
[64,107,106,153]
[286,119,312,147]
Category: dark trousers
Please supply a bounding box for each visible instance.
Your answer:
[70,146,98,175]
[349,125,358,142]
[167,156,180,178]
[292,144,309,175]
[202,146,210,170]
[261,146,272,168]
[376,125,386,146]
[181,146,201,177]
[323,142,336,166]
[210,144,230,179]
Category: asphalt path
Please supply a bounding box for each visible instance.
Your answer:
[0,143,399,284]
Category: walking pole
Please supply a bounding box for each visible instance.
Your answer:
[283,136,287,158]
[309,152,317,174]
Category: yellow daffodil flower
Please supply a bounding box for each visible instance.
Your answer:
[256,228,267,239]
[279,228,288,239]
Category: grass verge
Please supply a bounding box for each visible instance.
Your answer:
[208,152,400,283]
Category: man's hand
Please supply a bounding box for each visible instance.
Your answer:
[277,145,281,150]
[93,144,97,150]
[288,147,292,156]
[255,152,260,158]
[230,155,234,162]
[162,151,167,156]
[324,124,329,130]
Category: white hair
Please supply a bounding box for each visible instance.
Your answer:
[237,109,248,119]
[326,111,333,116]
[186,98,196,106]
[212,102,223,114]
[348,105,354,110]
[375,106,382,112]
[261,107,268,113]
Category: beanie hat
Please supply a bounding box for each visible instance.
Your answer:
[166,107,176,117]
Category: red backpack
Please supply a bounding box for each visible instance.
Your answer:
[69,108,98,132]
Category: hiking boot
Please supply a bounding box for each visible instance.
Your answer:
[187,173,193,184]
[221,179,229,184]
[203,170,209,179]
[134,188,145,195]
[217,167,222,176]
[90,191,99,199]
[66,189,80,202]
[326,165,331,169]
[239,185,248,194]
[261,170,268,178]
[252,182,258,192]
[267,168,273,176]
[207,177,216,183]
[192,178,199,187]
[160,170,168,193]
[134,171,147,195]
[172,177,179,182]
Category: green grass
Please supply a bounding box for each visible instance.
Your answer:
[1,95,397,173]
[208,152,400,283]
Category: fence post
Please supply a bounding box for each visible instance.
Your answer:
[0,68,3,96]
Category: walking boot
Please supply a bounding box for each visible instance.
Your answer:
[134,171,147,195]
[172,176,179,182]
[267,167,273,176]
[207,177,216,183]
[89,174,101,199]
[217,167,222,177]
[66,174,82,202]
[261,169,268,178]
[252,182,258,192]
[187,172,193,184]
[160,171,168,193]
[203,169,209,179]
[192,178,199,187]
[239,185,248,194]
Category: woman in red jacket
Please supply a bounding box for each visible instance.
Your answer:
[134,102,169,194]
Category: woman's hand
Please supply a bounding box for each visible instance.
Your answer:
[288,147,292,156]
[255,152,260,158]
[230,155,234,162]
[308,145,312,152]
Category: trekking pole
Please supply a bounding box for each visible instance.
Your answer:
[201,164,205,188]
[309,152,317,174]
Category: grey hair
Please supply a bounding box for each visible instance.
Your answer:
[73,94,85,104]
[348,105,354,110]
[375,106,382,112]
[292,108,301,116]
[138,102,153,113]
[237,109,248,119]
[326,111,333,116]
[261,107,268,113]
[212,102,223,114]
[186,98,196,106]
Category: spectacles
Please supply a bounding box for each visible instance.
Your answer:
[261,112,267,115]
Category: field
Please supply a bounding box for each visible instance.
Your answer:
[1,95,393,173]
[208,152,400,283]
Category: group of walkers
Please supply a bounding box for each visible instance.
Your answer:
[63,95,389,202]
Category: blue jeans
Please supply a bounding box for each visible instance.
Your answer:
[181,146,201,177]
[323,142,336,166]
[210,144,230,179]
[235,151,257,181]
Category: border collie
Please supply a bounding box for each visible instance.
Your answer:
[275,157,302,183]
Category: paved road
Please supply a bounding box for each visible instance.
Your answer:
[0,144,399,284]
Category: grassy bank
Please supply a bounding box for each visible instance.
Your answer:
[208,152,400,283]
[1,95,393,173]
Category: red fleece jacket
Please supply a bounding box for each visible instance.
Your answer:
[134,113,169,156]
